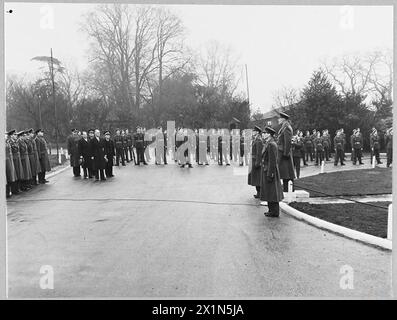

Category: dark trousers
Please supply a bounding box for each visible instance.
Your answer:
[38,171,46,182]
[255,186,260,195]
[293,156,301,179]
[301,149,307,165]
[305,147,313,162]
[73,166,81,177]
[387,148,392,167]
[353,148,362,164]
[283,179,294,192]
[334,149,344,165]
[136,148,145,164]
[128,147,135,164]
[115,148,125,166]
[268,202,280,216]
[324,146,330,161]
[94,169,105,180]
[123,147,129,162]
[82,167,88,178]
[315,150,324,165]
[105,162,113,177]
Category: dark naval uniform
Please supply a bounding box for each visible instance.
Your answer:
[78,137,92,178]
[103,138,115,177]
[134,132,146,165]
[126,133,134,163]
[90,136,106,181]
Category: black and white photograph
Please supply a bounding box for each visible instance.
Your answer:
[2,1,394,299]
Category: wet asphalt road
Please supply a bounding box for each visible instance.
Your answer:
[6,160,391,298]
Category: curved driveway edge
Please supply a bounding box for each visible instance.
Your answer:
[280,202,392,250]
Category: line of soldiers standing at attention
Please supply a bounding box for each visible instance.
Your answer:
[284,126,393,176]
[5,128,51,198]
[66,126,252,174]
[248,111,393,217]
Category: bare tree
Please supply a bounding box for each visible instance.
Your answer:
[194,41,241,101]
[272,86,300,109]
[321,49,392,102]
[81,4,159,114]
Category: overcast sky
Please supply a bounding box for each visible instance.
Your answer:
[4,3,393,112]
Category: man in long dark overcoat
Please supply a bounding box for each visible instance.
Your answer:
[78,131,92,179]
[260,126,284,217]
[277,112,295,192]
[90,129,106,181]
[67,129,82,177]
[248,126,263,198]
[35,129,51,183]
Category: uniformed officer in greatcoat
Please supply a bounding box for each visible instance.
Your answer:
[260,126,284,217]
[35,129,51,184]
[333,130,345,166]
[5,130,17,198]
[276,112,295,192]
[248,126,263,199]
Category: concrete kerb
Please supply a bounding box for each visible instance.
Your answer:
[280,202,392,250]
[46,165,70,179]
[280,165,392,251]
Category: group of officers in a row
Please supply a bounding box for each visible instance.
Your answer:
[5,128,52,198]
[65,126,255,179]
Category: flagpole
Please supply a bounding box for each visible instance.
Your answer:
[50,48,59,158]
[245,64,250,104]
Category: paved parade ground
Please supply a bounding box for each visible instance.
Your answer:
[6,161,391,298]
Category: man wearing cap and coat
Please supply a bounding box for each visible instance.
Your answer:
[35,129,51,183]
[260,126,284,217]
[78,131,92,179]
[277,112,295,192]
[67,129,82,177]
[103,131,115,178]
[248,126,263,198]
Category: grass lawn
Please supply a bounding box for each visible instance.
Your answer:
[289,201,391,238]
[295,167,392,197]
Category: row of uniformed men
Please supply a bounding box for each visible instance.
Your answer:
[66,127,152,181]
[5,128,51,198]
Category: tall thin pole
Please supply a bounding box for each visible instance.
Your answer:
[38,94,42,128]
[245,64,250,104]
[50,48,59,158]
